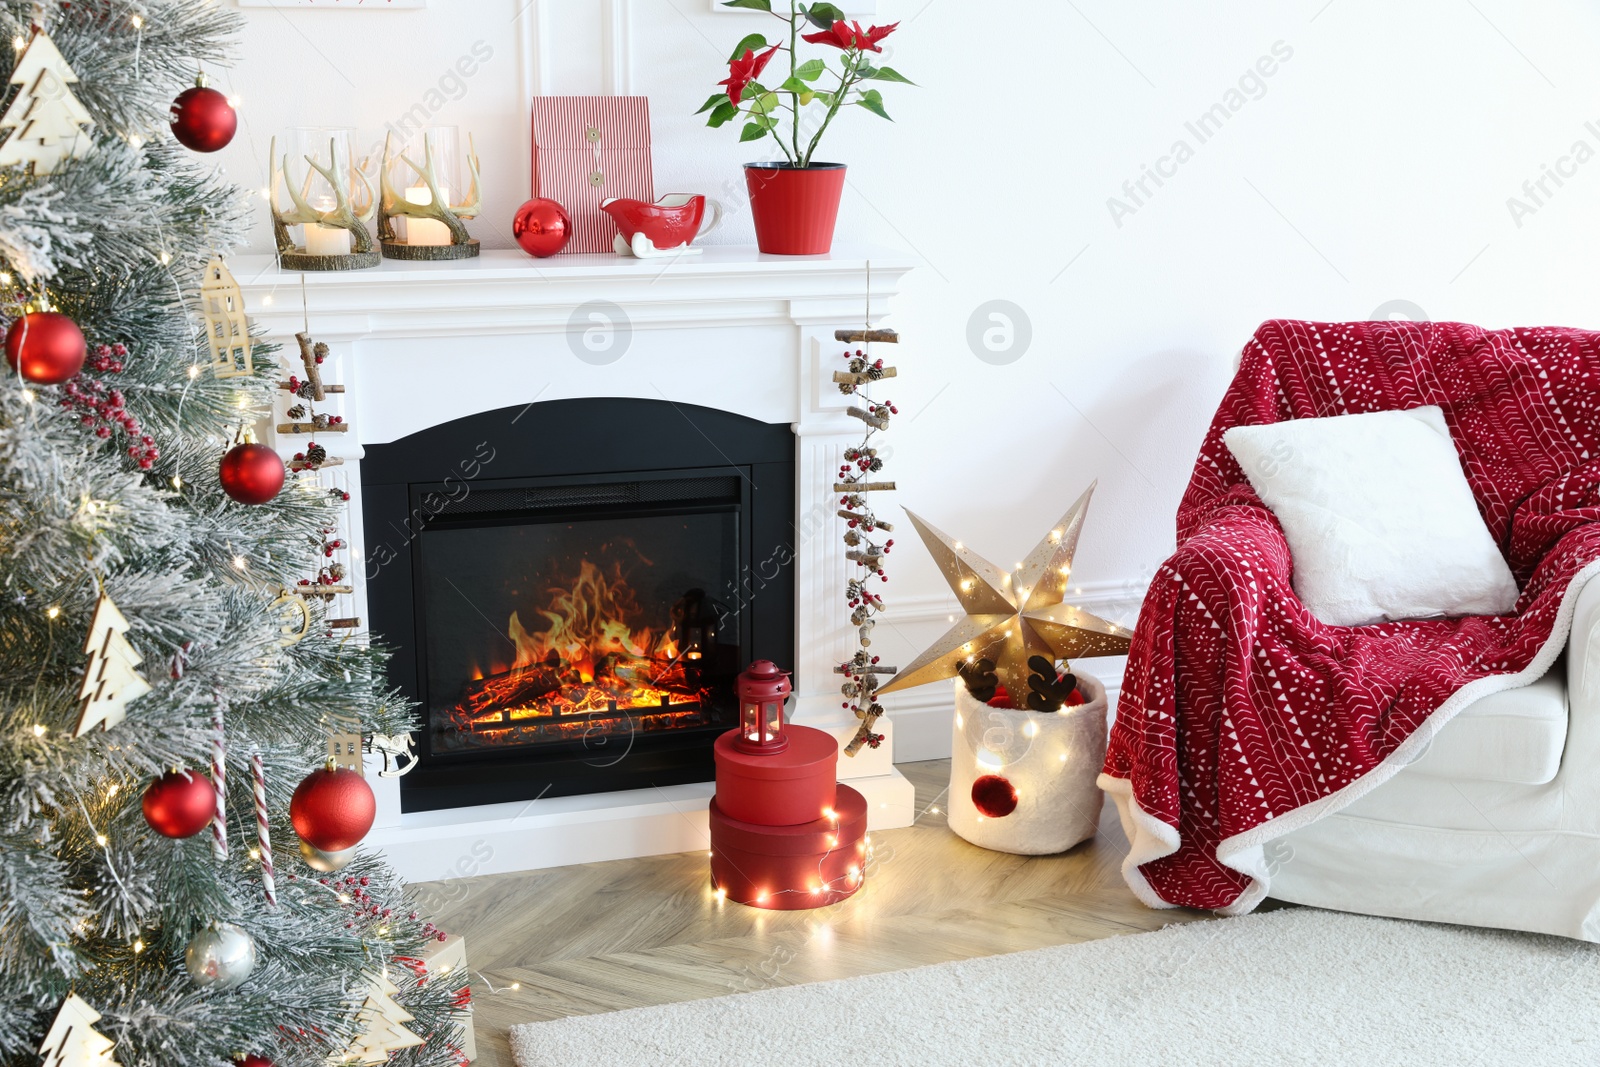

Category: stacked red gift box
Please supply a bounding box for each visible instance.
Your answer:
[708,662,868,911]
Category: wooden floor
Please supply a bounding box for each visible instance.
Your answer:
[418,760,1210,1067]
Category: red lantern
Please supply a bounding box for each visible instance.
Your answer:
[218,442,285,505]
[290,760,376,852]
[512,197,571,258]
[170,76,238,153]
[142,769,217,838]
[733,660,791,754]
[6,311,86,384]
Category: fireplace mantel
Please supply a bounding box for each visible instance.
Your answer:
[231,246,913,339]
[234,245,919,882]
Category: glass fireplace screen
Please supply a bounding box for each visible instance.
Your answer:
[418,508,741,755]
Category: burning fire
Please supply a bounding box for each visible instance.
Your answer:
[449,560,707,738]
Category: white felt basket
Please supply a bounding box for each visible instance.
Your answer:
[947,670,1108,855]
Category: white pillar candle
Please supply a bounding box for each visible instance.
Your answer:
[304,196,351,256]
[404,184,453,247]
[304,223,352,256]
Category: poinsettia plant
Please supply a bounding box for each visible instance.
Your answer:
[699,1,912,168]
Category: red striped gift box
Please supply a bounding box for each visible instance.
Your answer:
[531,96,654,255]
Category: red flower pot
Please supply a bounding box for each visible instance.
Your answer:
[744,162,846,255]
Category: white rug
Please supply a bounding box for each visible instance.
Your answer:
[508,907,1600,1066]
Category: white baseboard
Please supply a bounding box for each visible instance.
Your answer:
[371,768,916,885]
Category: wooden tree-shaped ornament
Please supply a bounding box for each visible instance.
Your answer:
[343,974,425,1064]
[75,594,151,736]
[200,257,253,379]
[0,30,94,175]
[38,994,121,1066]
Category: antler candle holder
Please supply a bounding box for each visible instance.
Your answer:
[378,126,481,261]
[270,127,381,272]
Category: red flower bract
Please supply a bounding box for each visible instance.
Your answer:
[719,43,782,105]
[801,19,899,53]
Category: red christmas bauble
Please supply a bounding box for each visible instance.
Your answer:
[971,774,1018,819]
[171,84,237,153]
[236,1057,273,1067]
[142,770,217,839]
[290,764,376,852]
[512,198,571,257]
[5,311,85,385]
[218,443,285,505]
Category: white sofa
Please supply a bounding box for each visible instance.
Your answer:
[1270,576,1600,941]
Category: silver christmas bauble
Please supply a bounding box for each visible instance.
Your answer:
[185,922,257,990]
[299,837,356,872]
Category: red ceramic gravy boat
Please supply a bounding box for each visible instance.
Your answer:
[600,193,724,257]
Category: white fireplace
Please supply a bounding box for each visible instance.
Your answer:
[235,246,918,882]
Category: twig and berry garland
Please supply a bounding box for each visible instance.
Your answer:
[832,327,900,756]
[281,332,345,471]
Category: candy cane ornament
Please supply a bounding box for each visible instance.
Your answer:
[251,751,276,906]
[211,707,228,860]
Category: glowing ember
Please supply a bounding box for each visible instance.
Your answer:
[446,560,709,741]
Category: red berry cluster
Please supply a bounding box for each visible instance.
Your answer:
[57,343,160,469]
[292,441,329,469]
[315,873,447,938]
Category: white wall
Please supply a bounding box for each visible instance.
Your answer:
[214,0,1600,713]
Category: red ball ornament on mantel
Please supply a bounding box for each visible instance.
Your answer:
[218,442,285,505]
[290,761,377,852]
[142,770,217,839]
[971,774,1019,819]
[5,311,86,384]
[170,77,238,153]
[512,197,572,257]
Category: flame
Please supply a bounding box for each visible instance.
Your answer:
[446,559,707,743]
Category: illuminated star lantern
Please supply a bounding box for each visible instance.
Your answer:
[877,483,1133,701]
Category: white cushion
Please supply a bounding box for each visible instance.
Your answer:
[1223,406,1520,626]
[1401,670,1568,785]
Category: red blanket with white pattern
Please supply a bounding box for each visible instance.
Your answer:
[1099,319,1600,913]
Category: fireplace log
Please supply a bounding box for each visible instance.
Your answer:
[833,664,898,675]
[834,328,899,344]
[289,457,344,472]
[279,381,345,393]
[833,481,896,494]
[454,663,564,718]
[328,618,362,629]
[845,549,885,565]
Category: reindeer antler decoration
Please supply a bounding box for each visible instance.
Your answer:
[378,130,482,261]
[269,135,381,271]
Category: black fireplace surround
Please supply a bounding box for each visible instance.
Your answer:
[363,398,796,813]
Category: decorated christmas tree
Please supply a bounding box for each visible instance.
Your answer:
[0,3,465,1064]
